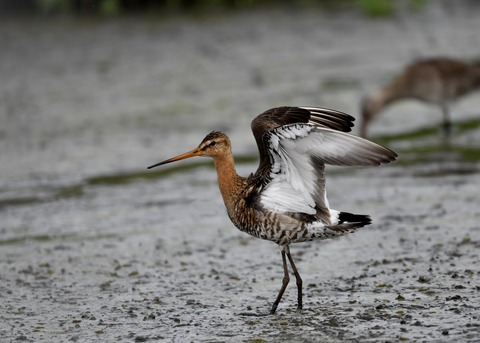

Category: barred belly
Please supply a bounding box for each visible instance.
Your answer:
[231,207,324,245]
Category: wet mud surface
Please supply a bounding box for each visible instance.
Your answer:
[1,2,480,342]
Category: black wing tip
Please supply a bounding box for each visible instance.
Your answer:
[300,106,355,120]
[377,150,398,165]
[299,106,356,133]
[252,106,356,132]
[381,148,399,164]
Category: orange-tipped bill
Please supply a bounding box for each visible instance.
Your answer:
[147,148,202,169]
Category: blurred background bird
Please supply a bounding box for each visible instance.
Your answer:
[360,57,480,138]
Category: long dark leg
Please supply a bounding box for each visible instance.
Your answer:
[441,105,451,136]
[270,250,289,314]
[286,251,303,311]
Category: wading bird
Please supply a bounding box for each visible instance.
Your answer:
[360,57,480,138]
[148,106,397,314]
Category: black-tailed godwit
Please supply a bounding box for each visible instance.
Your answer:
[148,106,397,314]
[361,57,480,137]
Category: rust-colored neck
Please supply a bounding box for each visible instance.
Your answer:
[212,151,245,212]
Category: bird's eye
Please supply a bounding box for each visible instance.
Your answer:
[209,141,217,147]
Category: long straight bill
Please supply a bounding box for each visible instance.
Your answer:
[147,148,202,169]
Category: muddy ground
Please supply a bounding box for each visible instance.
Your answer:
[1,1,480,342]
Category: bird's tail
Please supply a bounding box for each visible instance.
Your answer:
[337,212,372,228]
[321,211,372,238]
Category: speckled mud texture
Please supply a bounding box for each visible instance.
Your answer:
[1,2,480,342]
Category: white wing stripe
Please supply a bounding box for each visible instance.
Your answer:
[261,124,319,215]
[260,123,394,216]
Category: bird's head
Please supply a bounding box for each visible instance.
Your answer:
[147,131,231,169]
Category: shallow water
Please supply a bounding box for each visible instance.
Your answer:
[1,2,480,342]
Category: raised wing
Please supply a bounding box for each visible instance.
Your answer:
[251,107,355,172]
[258,122,397,222]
